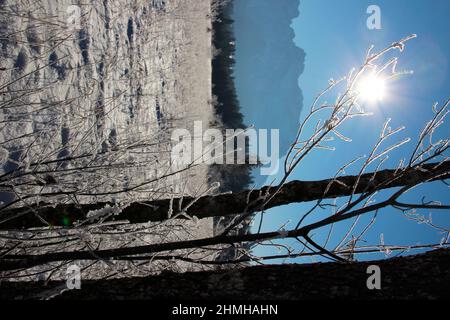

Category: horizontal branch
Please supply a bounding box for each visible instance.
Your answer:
[0,230,292,271]
[1,160,449,230]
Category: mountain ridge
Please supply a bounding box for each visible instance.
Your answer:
[233,0,305,186]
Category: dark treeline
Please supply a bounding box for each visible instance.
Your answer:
[209,1,256,257]
[209,0,253,194]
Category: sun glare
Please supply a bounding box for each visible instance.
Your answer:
[357,74,387,103]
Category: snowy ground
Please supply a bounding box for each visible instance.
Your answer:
[0,0,218,280]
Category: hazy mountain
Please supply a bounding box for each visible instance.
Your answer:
[233,0,305,186]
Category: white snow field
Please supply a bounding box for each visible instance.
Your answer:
[0,0,222,280]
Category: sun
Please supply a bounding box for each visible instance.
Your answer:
[357,73,387,103]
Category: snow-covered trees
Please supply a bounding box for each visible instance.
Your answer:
[0,1,448,299]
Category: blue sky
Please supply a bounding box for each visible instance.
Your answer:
[234,0,450,263]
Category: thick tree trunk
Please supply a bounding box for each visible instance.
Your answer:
[1,160,449,230]
[2,249,449,300]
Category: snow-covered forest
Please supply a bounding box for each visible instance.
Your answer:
[0,0,223,280]
[0,0,448,301]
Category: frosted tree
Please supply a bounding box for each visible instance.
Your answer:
[0,1,448,300]
[0,32,448,277]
